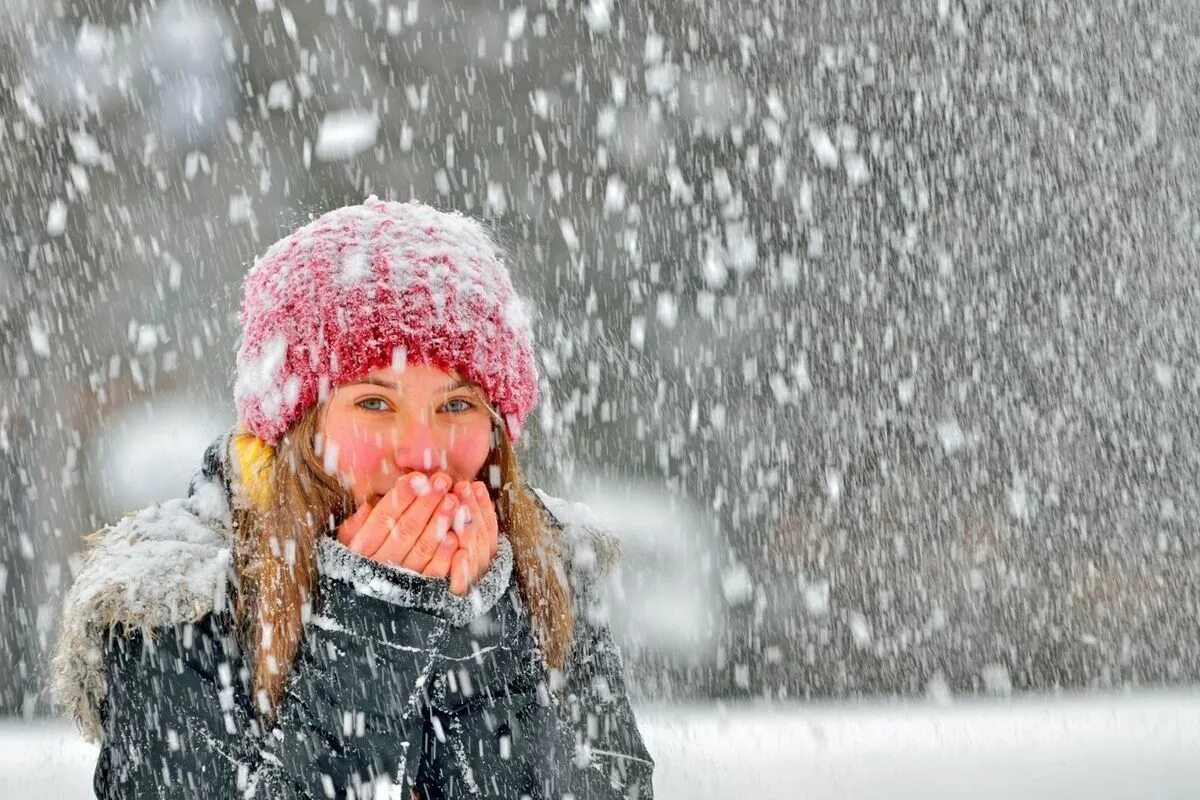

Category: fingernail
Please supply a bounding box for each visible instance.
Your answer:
[433,474,450,492]
[410,474,430,495]
[453,507,469,531]
[473,483,487,498]
[441,495,457,511]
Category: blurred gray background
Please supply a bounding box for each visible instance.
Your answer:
[2,0,1199,719]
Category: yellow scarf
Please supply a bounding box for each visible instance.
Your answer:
[232,428,275,509]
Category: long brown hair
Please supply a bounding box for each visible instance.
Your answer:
[230,399,574,716]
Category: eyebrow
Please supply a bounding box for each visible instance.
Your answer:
[350,377,470,394]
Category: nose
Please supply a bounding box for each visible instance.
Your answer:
[390,411,444,473]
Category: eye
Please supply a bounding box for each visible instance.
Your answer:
[356,397,391,412]
[442,397,474,414]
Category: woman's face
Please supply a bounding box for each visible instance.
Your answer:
[315,361,495,509]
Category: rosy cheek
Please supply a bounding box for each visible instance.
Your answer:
[338,437,388,476]
[447,428,492,476]
[323,420,385,478]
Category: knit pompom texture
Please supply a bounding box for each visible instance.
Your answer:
[233,197,539,446]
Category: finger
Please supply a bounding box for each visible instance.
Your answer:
[449,549,472,597]
[452,484,482,586]
[395,489,458,572]
[459,483,487,581]
[453,505,479,582]
[337,502,373,547]
[475,481,499,560]
[451,482,484,582]
[451,482,475,535]
[371,472,453,564]
[421,532,458,578]
[348,472,426,556]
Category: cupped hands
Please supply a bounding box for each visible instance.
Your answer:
[335,471,500,597]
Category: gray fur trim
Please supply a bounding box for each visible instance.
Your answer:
[50,478,234,743]
[316,534,514,627]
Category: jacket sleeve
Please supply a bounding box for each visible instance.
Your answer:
[94,615,298,800]
[94,535,516,799]
[559,612,656,799]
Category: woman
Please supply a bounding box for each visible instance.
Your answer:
[52,197,654,799]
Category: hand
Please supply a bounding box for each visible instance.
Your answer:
[443,480,500,597]
[335,474,499,596]
[335,471,461,574]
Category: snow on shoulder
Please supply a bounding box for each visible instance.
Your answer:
[534,488,623,586]
[51,476,234,743]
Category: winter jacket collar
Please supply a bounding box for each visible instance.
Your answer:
[52,427,622,743]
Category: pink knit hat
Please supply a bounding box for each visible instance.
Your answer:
[233,196,539,446]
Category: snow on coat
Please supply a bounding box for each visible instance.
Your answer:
[51,429,653,798]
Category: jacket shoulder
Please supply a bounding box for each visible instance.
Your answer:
[535,489,628,582]
[53,437,236,743]
[532,484,628,633]
[105,611,241,690]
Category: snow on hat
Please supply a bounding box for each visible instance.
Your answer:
[234,196,539,446]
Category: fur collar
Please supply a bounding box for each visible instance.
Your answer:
[50,475,234,743]
[51,428,622,743]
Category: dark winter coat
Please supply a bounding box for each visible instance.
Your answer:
[52,430,654,799]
